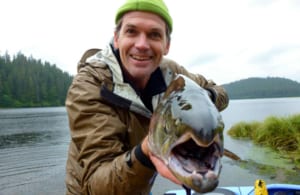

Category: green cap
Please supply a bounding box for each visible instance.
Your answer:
[115,0,173,32]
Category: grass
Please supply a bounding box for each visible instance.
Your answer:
[227,114,300,168]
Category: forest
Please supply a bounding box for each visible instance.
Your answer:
[0,52,73,108]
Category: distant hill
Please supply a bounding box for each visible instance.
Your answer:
[223,77,300,99]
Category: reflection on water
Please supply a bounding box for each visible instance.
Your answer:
[235,159,300,184]
[0,107,68,135]
[0,132,49,148]
[0,107,69,195]
[0,131,64,149]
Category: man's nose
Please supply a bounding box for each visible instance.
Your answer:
[135,34,150,50]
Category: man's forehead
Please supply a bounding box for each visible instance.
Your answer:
[121,11,166,29]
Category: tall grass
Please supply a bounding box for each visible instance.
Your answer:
[227,121,260,139]
[227,114,300,167]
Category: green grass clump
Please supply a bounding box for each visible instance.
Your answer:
[254,115,299,151]
[227,114,300,168]
[227,121,261,139]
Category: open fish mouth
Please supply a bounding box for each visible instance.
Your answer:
[171,139,220,174]
[167,136,222,193]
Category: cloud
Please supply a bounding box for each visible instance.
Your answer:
[1,0,300,84]
[188,54,220,67]
[164,0,300,84]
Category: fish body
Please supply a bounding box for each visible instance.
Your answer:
[148,74,224,193]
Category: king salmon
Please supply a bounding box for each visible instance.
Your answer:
[148,74,225,193]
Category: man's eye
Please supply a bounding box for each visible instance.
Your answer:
[149,32,162,39]
[126,29,136,35]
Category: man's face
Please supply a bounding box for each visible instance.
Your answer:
[114,11,170,88]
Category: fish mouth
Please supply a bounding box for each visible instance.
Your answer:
[168,136,222,193]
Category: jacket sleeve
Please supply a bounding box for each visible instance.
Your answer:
[66,66,156,195]
[161,58,229,111]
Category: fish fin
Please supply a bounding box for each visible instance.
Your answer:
[224,148,241,161]
[163,75,186,99]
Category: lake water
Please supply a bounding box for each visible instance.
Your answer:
[0,97,299,195]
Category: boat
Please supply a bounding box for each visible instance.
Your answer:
[164,181,300,195]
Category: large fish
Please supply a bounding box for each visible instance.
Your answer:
[148,74,225,193]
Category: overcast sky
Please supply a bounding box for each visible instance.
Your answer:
[1,0,300,84]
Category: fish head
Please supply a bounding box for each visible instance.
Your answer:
[148,74,224,193]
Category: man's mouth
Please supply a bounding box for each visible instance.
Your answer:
[131,55,152,61]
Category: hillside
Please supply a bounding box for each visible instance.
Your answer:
[223,77,300,99]
[0,52,73,108]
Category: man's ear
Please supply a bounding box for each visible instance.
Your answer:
[113,32,119,49]
[164,41,170,55]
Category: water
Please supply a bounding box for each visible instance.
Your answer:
[0,98,299,195]
[0,107,69,195]
[220,97,300,186]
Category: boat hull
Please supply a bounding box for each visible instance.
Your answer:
[164,184,300,195]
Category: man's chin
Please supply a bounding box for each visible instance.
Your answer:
[129,68,153,78]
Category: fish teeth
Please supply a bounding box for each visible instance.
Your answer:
[191,170,203,181]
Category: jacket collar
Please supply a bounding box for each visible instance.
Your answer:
[111,44,167,112]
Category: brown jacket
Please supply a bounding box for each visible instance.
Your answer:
[65,44,229,195]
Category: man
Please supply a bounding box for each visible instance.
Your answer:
[65,0,229,194]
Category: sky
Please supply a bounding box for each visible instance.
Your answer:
[1,0,300,85]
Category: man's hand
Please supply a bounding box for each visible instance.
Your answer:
[141,136,182,185]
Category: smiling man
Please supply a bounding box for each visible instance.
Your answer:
[114,11,170,89]
[65,0,229,194]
